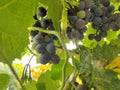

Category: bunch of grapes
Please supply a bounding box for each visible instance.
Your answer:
[66,0,120,41]
[30,7,60,64]
[67,0,93,40]
[88,0,120,41]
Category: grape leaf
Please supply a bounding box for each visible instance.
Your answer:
[0,0,39,63]
[0,73,10,90]
[39,0,62,31]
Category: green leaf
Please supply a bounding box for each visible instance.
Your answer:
[39,0,62,31]
[0,73,10,90]
[0,0,39,63]
[25,81,37,90]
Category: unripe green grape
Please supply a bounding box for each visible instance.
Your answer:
[77,10,86,19]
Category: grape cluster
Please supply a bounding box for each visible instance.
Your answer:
[67,0,120,41]
[67,0,93,40]
[88,0,120,41]
[30,7,60,64]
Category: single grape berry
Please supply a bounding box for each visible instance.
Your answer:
[68,8,76,16]
[33,14,38,20]
[38,7,47,17]
[34,33,45,44]
[94,8,103,17]
[32,20,41,27]
[76,19,85,29]
[50,54,60,64]
[107,5,114,13]
[35,44,47,54]
[77,10,86,19]
[88,34,95,40]
[68,16,78,27]
[84,0,93,9]
[46,42,56,54]
[93,17,102,25]
[99,31,107,37]
[91,23,100,30]
[30,30,39,37]
[101,23,109,31]
[70,30,80,39]
[95,35,101,41]
[79,26,87,33]
[101,16,108,23]
[40,54,50,64]
[102,0,110,7]
[78,33,84,40]
[79,1,85,10]
[41,18,50,29]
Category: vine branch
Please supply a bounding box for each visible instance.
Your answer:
[0,46,25,90]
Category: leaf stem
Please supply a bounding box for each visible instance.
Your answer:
[0,46,25,90]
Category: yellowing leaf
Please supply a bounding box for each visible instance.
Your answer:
[76,76,83,85]
[105,55,120,73]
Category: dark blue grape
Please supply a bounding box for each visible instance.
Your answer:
[107,5,114,13]
[102,0,110,7]
[30,30,39,37]
[76,19,85,29]
[88,34,95,40]
[95,35,101,41]
[94,8,103,17]
[38,7,47,17]
[91,23,100,30]
[32,20,41,27]
[93,17,102,25]
[46,42,56,54]
[99,31,107,37]
[35,43,47,54]
[41,18,50,29]
[70,30,80,39]
[101,23,109,31]
[68,16,78,27]
[40,54,51,64]
[50,54,60,64]
[101,16,108,23]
